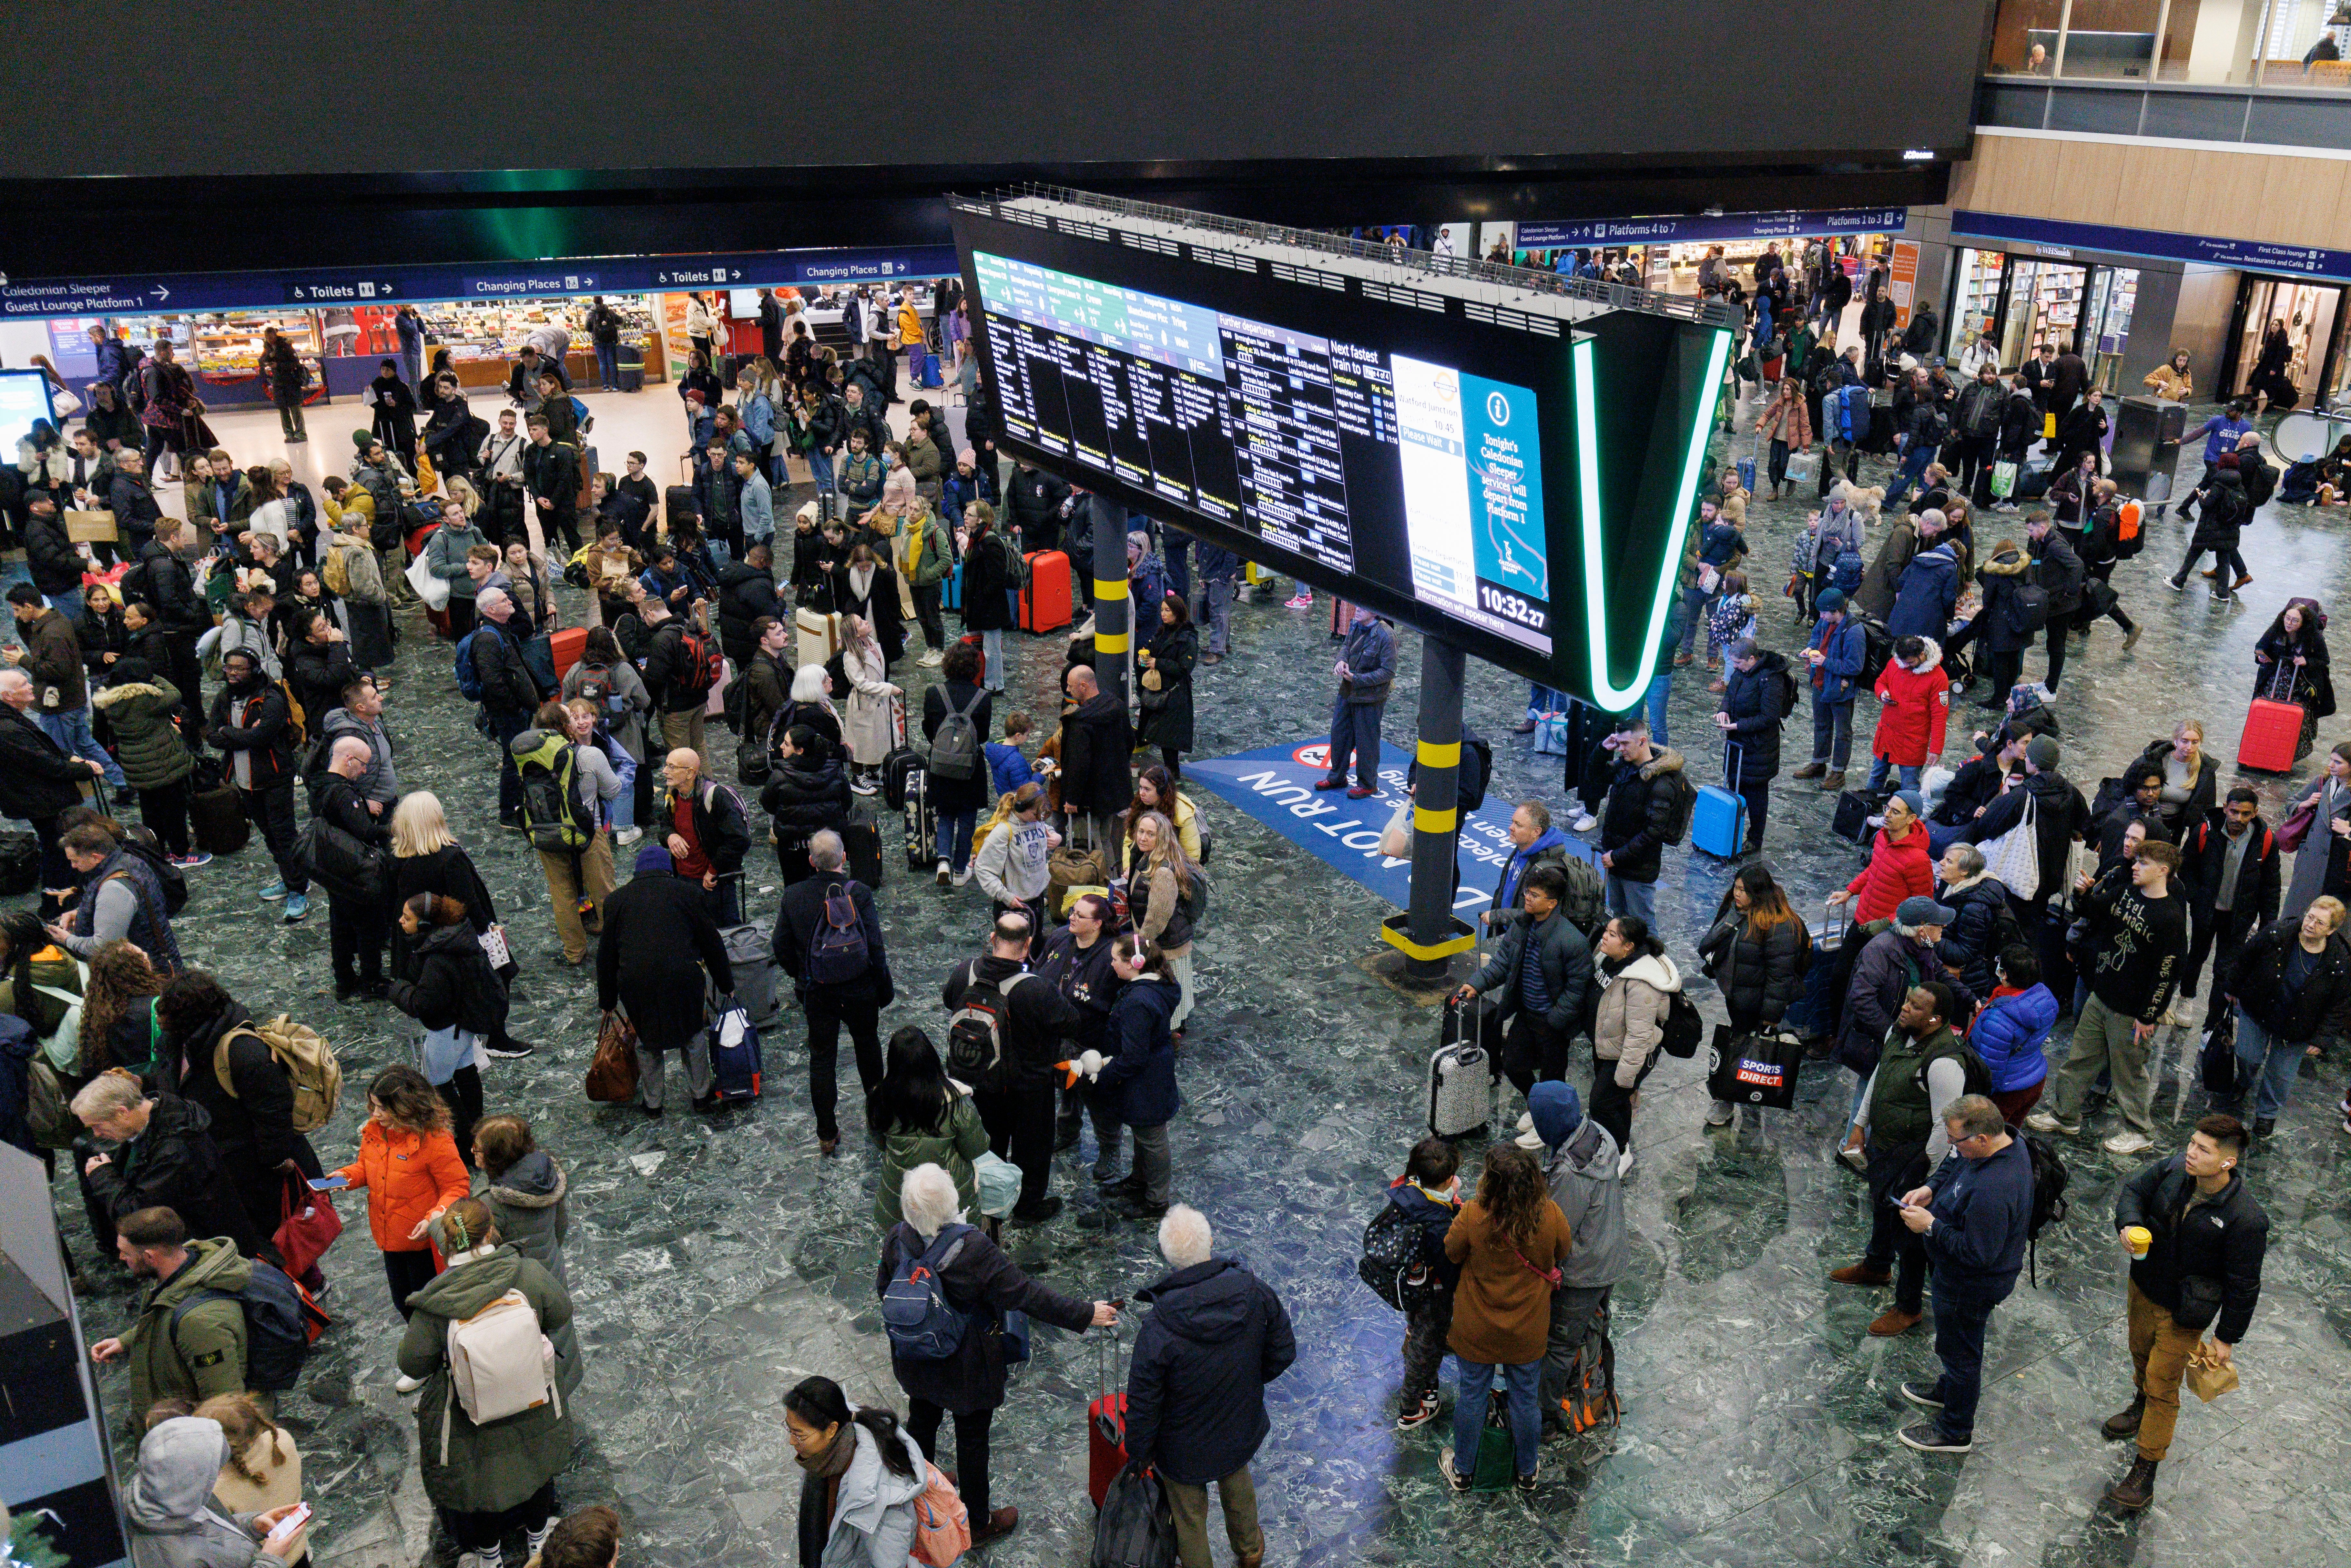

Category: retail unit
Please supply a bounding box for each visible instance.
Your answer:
[1948,245,2141,382]
[412,295,662,391]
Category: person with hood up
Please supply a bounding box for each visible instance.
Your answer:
[1383,1136,1464,1432]
[784,1376,926,1568]
[1698,864,1810,1126]
[1528,1080,1627,1430]
[473,1113,580,1398]
[875,1163,1117,1551]
[388,894,508,1155]
[1588,914,1680,1174]
[1794,588,1868,792]
[1969,539,2035,708]
[596,844,734,1115]
[1887,513,1959,642]
[1123,1203,1296,1562]
[398,1198,574,1568]
[1867,636,1949,794]
[123,1414,307,1568]
[1966,944,2058,1123]
[1091,931,1184,1221]
[90,1207,255,1420]
[1714,637,1789,851]
[74,1069,264,1258]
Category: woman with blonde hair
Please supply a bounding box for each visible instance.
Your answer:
[194,1392,304,1549]
[840,614,901,793]
[1126,810,1200,1032]
[443,474,484,523]
[2138,719,2217,837]
[388,793,534,1062]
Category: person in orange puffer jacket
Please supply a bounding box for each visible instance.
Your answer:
[1833,789,1938,925]
[1868,635,1951,793]
[327,1064,470,1335]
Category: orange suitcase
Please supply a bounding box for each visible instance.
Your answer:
[549,626,589,678]
[1021,549,1072,634]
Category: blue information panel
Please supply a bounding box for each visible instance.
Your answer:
[1951,210,2351,284]
[0,247,959,321]
[0,370,59,454]
[1518,208,1907,249]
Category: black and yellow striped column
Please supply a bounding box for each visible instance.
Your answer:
[1380,635,1475,980]
[1091,538,1132,716]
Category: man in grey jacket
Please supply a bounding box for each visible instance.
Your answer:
[1529,1082,1626,1433]
[1314,604,1395,798]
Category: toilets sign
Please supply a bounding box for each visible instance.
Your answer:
[1190,738,1592,913]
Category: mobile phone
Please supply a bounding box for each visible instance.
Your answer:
[307,1175,349,1191]
[264,1504,312,1545]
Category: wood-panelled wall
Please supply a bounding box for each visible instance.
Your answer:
[1950,131,2351,251]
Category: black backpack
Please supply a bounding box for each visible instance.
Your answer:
[1357,1203,1445,1313]
[1659,990,1705,1058]
[172,1257,317,1391]
[1658,770,1698,847]
[1457,732,1493,813]
[2023,1133,2071,1285]
[2243,459,2277,508]
[1857,616,1895,687]
[946,964,1031,1091]
[1771,664,1801,726]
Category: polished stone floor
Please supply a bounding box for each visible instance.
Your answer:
[39,380,2351,1568]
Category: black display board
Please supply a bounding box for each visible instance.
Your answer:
[954,201,1732,708]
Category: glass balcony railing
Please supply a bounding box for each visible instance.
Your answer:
[1988,0,2351,90]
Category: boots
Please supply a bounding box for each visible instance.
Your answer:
[2105,1456,2159,1512]
[1792,762,1827,780]
[1820,770,1848,792]
[2101,1393,2145,1440]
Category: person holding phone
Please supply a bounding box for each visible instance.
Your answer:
[325,1065,469,1346]
[125,1415,308,1568]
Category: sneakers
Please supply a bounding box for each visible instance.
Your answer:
[936,859,952,886]
[395,1373,424,1394]
[257,880,288,902]
[169,852,213,869]
[281,893,310,923]
[1516,1461,1539,1493]
[523,1522,554,1564]
[482,1039,537,1060]
[917,648,945,667]
[1899,1380,1945,1409]
[616,826,644,846]
[1437,1450,1470,1493]
[1897,1422,1971,1454]
[1616,1146,1636,1177]
[1347,785,1378,799]
[1313,777,1349,791]
[1705,1099,1735,1127]
[1838,1141,1869,1172]
[2024,1109,2079,1137]
[851,775,879,795]
[2165,576,2186,593]
[1397,1392,1441,1431]
[2101,1129,2154,1156]
[952,865,974,887]
[1283,592,1313,609]
[1571,813,1598,833]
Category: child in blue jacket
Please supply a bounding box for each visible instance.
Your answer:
[1386,1136,1464,1431]
[985,710,1039,800]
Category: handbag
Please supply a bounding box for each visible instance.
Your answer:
[405,549,451,610]
[273,1172,344,1279]
[521,631,559,696]
[2279,797,2319,852]
[1379,797,1413,860]
[478,924,513,972]
[1705,1024,1799,1111]
[2184,1343,2239,1402]
[585,1011,640,1103]
[1980,792,2041,901]
[1989,459,2018,499]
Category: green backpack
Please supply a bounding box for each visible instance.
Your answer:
[514,733,593,852]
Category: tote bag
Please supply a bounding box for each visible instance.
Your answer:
[1980,793,2041,901]
[405,550,451,610]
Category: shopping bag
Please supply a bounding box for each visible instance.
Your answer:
[1706,1025,1800,1111]
[478,924,514,974]
[585,1012,640,1103]
[2185,1343,2239,1402]
[1989,460,2018,499]
[1980,793,2041,901]
[1379,797,1412,859]
[1786,449,1820,484]
[405,550,451,610]
[273,1173,344,1279]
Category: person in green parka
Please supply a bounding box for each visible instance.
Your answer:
[92,659,198,862]
[398,1198,575,1568]
[868,1025,992,1230]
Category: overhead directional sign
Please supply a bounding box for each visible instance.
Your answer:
[1518,208,1908,249]
[0,247,959,320]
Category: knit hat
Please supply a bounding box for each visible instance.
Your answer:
[957,447,976,466]
[1896,895,1958,927]
[2026,735,2061,771]
[351,429,374,451]
[1529,1081,1583,1149]
[634,844,675,875]
[1890,789,1924,820]
[1816,588,1847,614]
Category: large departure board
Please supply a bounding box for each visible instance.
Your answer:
[974,251,1551,656]
[954,201,1730,707]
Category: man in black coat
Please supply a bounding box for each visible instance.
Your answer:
[596,843,734,1114]
[1455,864,1594,1095]
[132,516,209,738]
[21,492,85,608]
[1959,734,2089,922]
[1058,665,1132,849]
[157,972,321,1250]
[315,736,394,1000]
[2103,1115,2268,1511]
[106,448,163,561]
[1594,718,1685,925]
[76,1085,264,1258]
[1004,462,1071,554]
[2018,341,2058,433]
[2024,514,2084,691]
[2178,789,2281,1023]
[208,650,310,921]
[523,414,582,556]
[773,830,891,1153]
[1715,639,1789,852]
[760,727,851,886]
[468,590,542,829]
[0,666,104,916]
[715,544,783,669]
[1125,1205,1296,1568]
[941,911,1083,1223]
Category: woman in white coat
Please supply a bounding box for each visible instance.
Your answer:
[840,614,901,794]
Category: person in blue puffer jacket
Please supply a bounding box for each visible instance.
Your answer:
[1091,932,1183,1220]
[1967,945,2059,1124]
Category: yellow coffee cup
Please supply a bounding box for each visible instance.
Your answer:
[2122,1226,2152,1257]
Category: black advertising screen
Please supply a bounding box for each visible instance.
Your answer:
[954,199,1732,708]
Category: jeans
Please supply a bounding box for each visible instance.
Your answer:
[1202,576,1235,655]
[979,628,1003,690]
[1645,662,1672,747]
[1163,1469,1262,1568]
[1451,1357,1541,1480]
[906,1400,995,1521]
[1866,756,1921,792]
[241,777,307,894]
[399,348,423,390]
[1605,872,1655,925]
[2175,543,2249,592]
[936,808,978,873]
[1325,697,1383,787]
[2234,1007,2305,1121]
[594,341,619,389]
[38,707,124,788]
[2049,992,2156,1134]
[808,449,834,497]
[1885,440,1936,505]
[1810,696,1855,769]
[1676,583,1713,655]
[1928,1276,2002,1441]
[803,988,883,1143]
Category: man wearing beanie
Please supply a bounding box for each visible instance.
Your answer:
[1530,1081,1626,1433]
[1794,587,1868,792]
[1959,732,2088,922]
[595,841,735,1114]
[2029,839,2187,1156]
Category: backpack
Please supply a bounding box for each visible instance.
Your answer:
[880,1223,974,1359]
[1658,769,1698,847]
[1828,546,1864,595]
[1917,402,1951,448]
[515,734,593,853]
[2243,457,2277,508]
[453,634,484,702]
[807,881,872,984]
[122,347,149,412]
[2112,499,2145,559]
[1357,1201,1445,1313]
[173,1257,313,1392]
[1771,664,1802,727]
[1857,616,1894,687]
[674,626,723,696]
[569,395,594,435]
[216,1016,341,1135]
[441,1288,560,1461]
[1919,1039,1994,1102]
[268,680,307,749]
[910,1463,972,1567]
[1456,734,1494,812]
[321,545,351,596]
[945,963,1032,1091]
[2003,581,2050,641]
[1556,1299,1622,1434]
[1832,384,1871,443]
[1557,852,1607,943]
[928,686,985,781]
[2023,1133,2071,1285]
[1659,989,1705,1058]
[116,830,189,916]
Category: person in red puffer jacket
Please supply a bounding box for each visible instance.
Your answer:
[1868,635,1952,792]
[1834,790,1938,924]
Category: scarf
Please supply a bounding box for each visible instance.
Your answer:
[796,1422,856,1479]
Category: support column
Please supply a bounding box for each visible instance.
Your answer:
[1090,516,1132,715]
[1381,634,1474,983]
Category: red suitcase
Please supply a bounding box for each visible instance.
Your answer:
[549,626,589,679]
[1328,597,1354,639]
[1021,549,1073,634]
[1087,1330,1129,1508]
[2239,668,2306,773]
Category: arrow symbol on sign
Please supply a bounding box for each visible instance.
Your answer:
[152,285,169,302]
[732,270,743,281]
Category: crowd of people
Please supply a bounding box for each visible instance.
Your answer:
[0,271,2324,1565]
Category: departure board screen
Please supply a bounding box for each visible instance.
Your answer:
[972,251,1552,655]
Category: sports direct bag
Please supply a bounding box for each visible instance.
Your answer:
[880,1222,973,1359]
[217,1017,341,1135]
[1706,1025,1799,1111]
[441,1288,560,1462]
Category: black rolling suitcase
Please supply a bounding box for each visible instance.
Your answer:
[0,831,37,895]
[902,769,933,873]
[846,801,886,889]
[665,484,699,532]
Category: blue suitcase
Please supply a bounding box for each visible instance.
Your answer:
[941,558,962,612]
[1735,456,1756,494]
[707,1002,763,1104]
[1693,785,1745,858]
